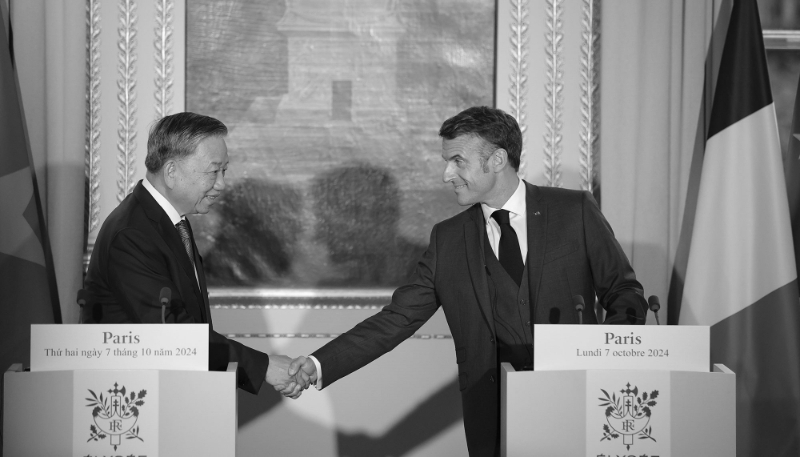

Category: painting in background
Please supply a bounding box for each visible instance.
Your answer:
[187,0,495,287]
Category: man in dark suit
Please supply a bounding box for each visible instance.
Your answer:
[83,112,301,397]
[289,106,648,455]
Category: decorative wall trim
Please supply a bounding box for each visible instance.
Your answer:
[83,241,94,272]
[543,0,564,188]
[213,304,385,310]
[85,0,102,234]
[154,0,174,119]
[508,0,529,177]
[209,287,394,306]
[209,288,394,300]
[579,0,600,192]
[116,0,138,202]
[763,30,800,50]
[224,333,453,340]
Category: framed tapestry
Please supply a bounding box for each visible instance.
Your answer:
[186,0,496,289]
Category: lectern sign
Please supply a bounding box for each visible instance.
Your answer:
[30,324,208,371]
[533,325,709,372]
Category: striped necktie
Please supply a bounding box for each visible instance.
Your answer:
[175,220,194,265]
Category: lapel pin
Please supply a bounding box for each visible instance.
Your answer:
[534,211,540,216]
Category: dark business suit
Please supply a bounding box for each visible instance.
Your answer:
[312,181,647,456]
[84,180,269,394]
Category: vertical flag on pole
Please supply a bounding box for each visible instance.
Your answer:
[0,1,61,378]
[669,0,800,454]
[785,69,800,297]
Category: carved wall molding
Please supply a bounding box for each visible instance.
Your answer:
[579,0,600,193]
[154,0,174,119]
[222,333,453,340]
[543,0,564,188]
[85,0,102,234]
[508,0,529,177]
[116,0,138,203]
[497,0,602,191]
[214,304,385,310]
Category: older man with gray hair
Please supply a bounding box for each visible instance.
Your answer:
[83,112,300,397]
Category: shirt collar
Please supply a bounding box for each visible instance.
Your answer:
[142,177,184,225]
[481,178,526,223]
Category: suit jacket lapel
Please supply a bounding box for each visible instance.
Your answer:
[525,181,546,315]
[134,182,205,318]
[464,204,495,336]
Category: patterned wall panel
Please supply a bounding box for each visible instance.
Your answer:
[116,0,138,203]
[508,0,530,178]
[85,0,101,236]
[497,0,602,193]
[85,0,185,250]
[579,0,601,192]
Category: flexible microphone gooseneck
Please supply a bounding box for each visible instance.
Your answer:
[648,295,661,325]
[573,294,585,325]
[160,287,172,324]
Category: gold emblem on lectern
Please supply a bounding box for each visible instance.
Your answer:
[598,383,658,451]
[85,382,147,450]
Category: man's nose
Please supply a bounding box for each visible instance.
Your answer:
[442,163,454,183]
[214,172,226,191]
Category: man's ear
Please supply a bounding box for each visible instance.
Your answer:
[163,161,177,189]
[491,148,509,172]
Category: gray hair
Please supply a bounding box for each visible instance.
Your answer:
[145,112,227,173]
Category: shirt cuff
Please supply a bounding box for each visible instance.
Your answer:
[308,355,323,390]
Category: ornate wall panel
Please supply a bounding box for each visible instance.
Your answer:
[579,0,601,192]
[115,0,138,203]
[85,0,185,248]
[497,0,602,193]
[85,0,101,235]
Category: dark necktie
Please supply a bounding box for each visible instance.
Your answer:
[175,220,195,265]
[491,209,524,286]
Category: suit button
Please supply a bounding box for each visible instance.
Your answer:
[490,337,495,343]
[519,299,525,306]
[526,321,531,326]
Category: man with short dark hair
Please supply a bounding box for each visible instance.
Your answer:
[291,106,648,455]
[84,112,300,396]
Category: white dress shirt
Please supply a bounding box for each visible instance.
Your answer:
[480,178,527,263]
[142,177,182,225]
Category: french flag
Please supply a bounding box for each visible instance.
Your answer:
[668,0,800,455]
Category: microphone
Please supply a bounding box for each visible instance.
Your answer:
[160,287,172,324]
[573,295,585,325]
[648,295,661,325]
[76,289,87,308]
[77,289,89,324]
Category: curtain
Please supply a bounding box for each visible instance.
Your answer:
[11,0,84,323]
[601,0,729,318]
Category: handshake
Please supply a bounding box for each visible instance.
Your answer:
[265,355,319,399]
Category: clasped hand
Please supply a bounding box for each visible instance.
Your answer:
[266,355,318,399]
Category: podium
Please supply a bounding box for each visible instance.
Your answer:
[3,362,237,456]
[3,324,236,457]
[501,325,736,457]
